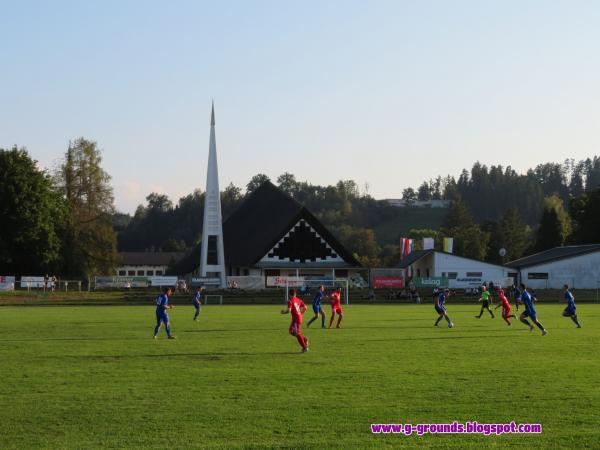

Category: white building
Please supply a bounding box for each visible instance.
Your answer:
[116,252,184,277]
[507,244,600,289]
[397,250,511,289]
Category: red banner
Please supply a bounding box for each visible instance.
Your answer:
[373,276,404,289]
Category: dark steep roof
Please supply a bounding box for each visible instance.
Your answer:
[395,250,434,269]
[170,181,360,274]
[507,244,600,268]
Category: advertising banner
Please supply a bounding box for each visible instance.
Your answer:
[148,276,178,286]
[21,276,45,288]
[95,276,148,289]
[413,277,449,288]
[266,276,305,287]
[0,276,16,291]
[191,277,222,287]
[373,276,404,289]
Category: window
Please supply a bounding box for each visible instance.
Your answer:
[243,269,249,276]
[147,270,154,276]
[156,270,163,276]
[235,267,240,276]
[447,272,457,279]
[128,270,135,276]
[137,270,145,276]
[466,272,483,277]
[426,268,430,277]
[416,268,421,277]
[528,273,548,280]
[207,235,219,265]
[118,270,126,276]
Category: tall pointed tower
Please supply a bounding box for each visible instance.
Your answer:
[199,102,226,287]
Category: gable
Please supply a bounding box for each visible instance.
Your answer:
[260,219,344,264]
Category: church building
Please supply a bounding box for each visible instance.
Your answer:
[172,181,361,284]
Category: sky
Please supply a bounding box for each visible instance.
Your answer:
[2,0,600,213]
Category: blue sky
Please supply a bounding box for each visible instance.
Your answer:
[2,0,599,213]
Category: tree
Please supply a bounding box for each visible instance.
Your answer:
[408,228,442,251]
[221,183,243,219]
[246,173,270,194]
[0,147,65,275]
[486,208,530,263]
[570,186,600,244]
[442,199,489,260]
[533,195,572,251]
[334,225,381,267]
[277,172,298,196]
[146,193,173,212]
[417,182,432,201]
[55,138,117,277]
[402,187,416,204]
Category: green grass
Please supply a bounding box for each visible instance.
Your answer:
[373,208,448,245]
[1,304,599,449]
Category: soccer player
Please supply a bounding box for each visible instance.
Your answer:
[154,287,175,339]
[434,288,454,328]
[475,285,495,319]
[328,287,343,328]
[193,287,204,321]
[494,288,517,325]
[518,283,547,335]
[281,288,309,352]
[562,284,582,328]
[307,285,327,328]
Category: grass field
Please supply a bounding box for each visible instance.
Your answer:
[1,304,599,449]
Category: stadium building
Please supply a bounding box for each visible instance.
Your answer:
[507,244,600,289]
[116,252,184,277]
[172,181,361,286]
[396,250,511,289]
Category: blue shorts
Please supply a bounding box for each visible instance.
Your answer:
[194,302,200,310]
[156,311,169,324]
[435,306,446,314]
[523,309,537,321]
[312,304,322,314]
[564,307,576,316]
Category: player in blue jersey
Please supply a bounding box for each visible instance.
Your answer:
[434,288,454,328]
[562,284,581,328]
[154,287,175,339]
[518,283,547,335]
[193,287,204,321]
[306,285,328,328]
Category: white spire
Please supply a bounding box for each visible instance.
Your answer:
[199,101,226,287]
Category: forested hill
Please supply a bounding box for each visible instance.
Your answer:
[116,156,600,266]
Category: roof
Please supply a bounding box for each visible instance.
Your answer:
[395,249,507,269]
[118,252,184,266]
[170,181,360,274]
[395,250,434,268]
[507,244,600,269]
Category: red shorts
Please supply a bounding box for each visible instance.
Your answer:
[332,306,343,315]
[289,321,302,336]
[502,308,511,317]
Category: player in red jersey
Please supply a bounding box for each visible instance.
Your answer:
[494,288,517,325]
[328,287,343,328]
[281,288,309,353]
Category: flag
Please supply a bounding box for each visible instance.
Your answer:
[422,237,434,250]
[400,238,413,258]
[443,237,454,253]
